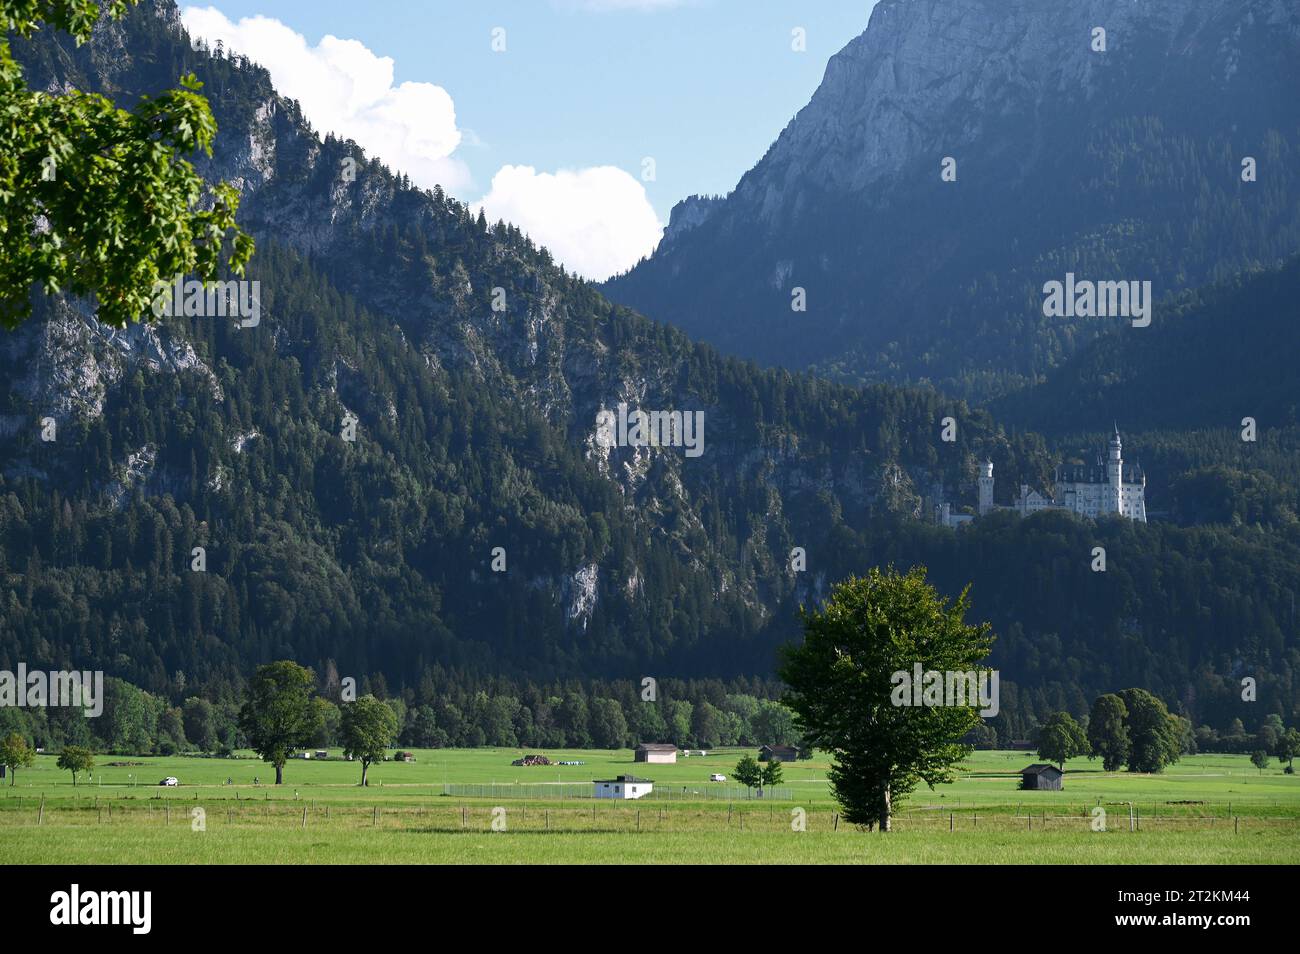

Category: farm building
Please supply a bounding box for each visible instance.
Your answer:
[759,744,799,763]
[593,775,654,799]
[634,743,678,764]
[1020,764,1064,790]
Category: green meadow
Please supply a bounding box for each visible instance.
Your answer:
[2,748,1297,863]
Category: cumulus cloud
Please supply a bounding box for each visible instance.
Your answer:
[476,166,663,282]
[181,6,469,191]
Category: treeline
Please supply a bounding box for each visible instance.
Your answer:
[0,668,804,756]
[3,659,1292,763]
[1032,691,1300,775]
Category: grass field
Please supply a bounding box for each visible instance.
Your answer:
[2,748,1297,863]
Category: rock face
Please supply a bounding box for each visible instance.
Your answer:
[604,0,1300,398]
[659,194,723,248]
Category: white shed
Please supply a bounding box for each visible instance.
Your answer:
[593,775,654,799]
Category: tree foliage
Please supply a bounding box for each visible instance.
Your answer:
[0,0,252,329]
[1036,711,1090,770]
[779,567,994,831]
[238,660,320,784]
[339,694,398,786]
[0,731,34,783]
[1087,694,1130,772]
[55,743,93,784]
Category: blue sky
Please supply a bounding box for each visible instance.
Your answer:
[182,1,877,279]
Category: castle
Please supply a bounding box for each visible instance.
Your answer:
[937,427,1147,527]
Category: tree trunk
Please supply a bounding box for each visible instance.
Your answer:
[274,763,283,785]
[361,761,369,786]
[880,785,892,832]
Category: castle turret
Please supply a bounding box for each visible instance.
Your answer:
[1107,424,1123,515]
[978,460,994,515]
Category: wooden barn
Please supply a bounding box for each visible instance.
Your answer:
[1020,764,1064,790]
[634,743,678,764]
[759,744,800,763]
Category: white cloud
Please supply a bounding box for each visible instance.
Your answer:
[182,7,662,281]
[476,166,663,282]
[181,6,469,191]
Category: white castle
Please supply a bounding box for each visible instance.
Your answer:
[937,426,1146,527]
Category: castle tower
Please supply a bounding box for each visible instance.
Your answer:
[978,460,994,515]
[1107,424,1123,515]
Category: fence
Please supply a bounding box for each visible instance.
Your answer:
[2,790,1300,837]
[439,782,793,801]
[3,797,1297,836]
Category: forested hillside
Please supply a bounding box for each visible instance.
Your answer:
[0,1,1296,743]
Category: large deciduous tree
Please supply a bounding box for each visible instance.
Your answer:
[0,732,35,784]
[779,566,994,832]
[1036,712,1090,770]
[0,0,253,329]
[239,661,320,785]
[1118,688,1183,774]
[56,744,93,785]
[1087,693,1130,772]
[339,694,398,787]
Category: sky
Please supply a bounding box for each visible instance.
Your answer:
[180,1,878,280]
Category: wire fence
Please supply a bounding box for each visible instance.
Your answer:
[438,782,794,801]
[3,797,1297,836]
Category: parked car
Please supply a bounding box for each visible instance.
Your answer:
[710,773,727,782]
[159,776,178,786]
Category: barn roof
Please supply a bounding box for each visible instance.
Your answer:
[1021,763,1063,775]
[635,743,677,751]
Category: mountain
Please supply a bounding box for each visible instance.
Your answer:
[1,1,1298,737]
[603,0,1300,400]
[2,1,1027,690]
[992,257,1300,434]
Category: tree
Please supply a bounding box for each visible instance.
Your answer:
[733,754,763,793]
[752,701,797,747]
[1276,728,1300,773]
[691,701,725,749]
[239,661,321,785]
[1087,694,1130,772]
[761,758,784,791]
[1118,689,1182,774]
[182,697,217,752]
[0,0,253,329]
[589,698,628,749]
[57,745,94,785]
[1250,750,1271,774]
[779,567,994,832]
[0,732,34,785]
[1037,712,1090,770]
[339,695,398,786]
